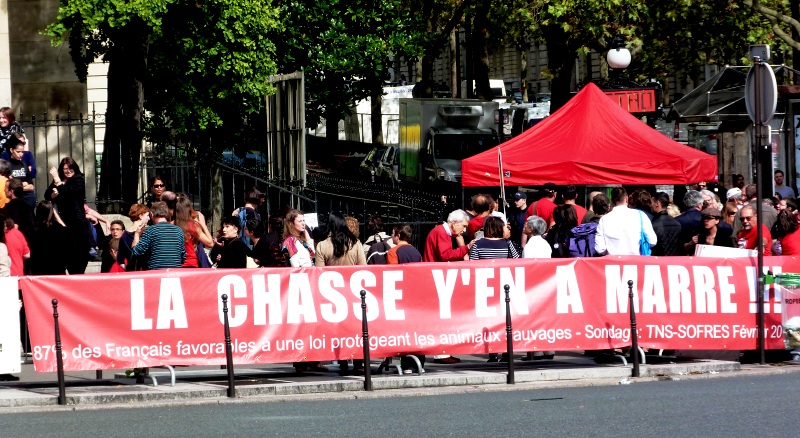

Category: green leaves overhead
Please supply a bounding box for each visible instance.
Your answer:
[147,0,281,136]
[47,0,282,152]
[277,0,424,127]
[46,0,792,150]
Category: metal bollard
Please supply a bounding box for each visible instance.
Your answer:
[627,280,640,378]
[221,294,236,398]
[504,284,515,385]
[52,299,66,405]
[360,290,373,391]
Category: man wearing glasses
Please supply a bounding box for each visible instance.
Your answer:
[732,184,778,237]
[736,205,772,255]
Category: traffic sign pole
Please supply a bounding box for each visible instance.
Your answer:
[753,56,765,366]
[745,45,775,366]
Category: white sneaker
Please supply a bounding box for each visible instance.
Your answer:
[402,369,413,375]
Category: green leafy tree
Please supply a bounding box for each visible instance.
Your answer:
[144,0,280,155]
[632,0,775,97]
[492,0,769,111]
[405,0,474,99]
[277,0,424,142]
[46,0,281,205]
[46,0,162,204]
[744,0,800,62]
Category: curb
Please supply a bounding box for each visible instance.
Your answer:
[0,360,744,409]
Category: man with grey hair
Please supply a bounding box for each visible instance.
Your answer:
[675,190,705,254]
[733,183,778,236]
[423,209,474,262]
[522,216,550,258]
[422,209,475,365]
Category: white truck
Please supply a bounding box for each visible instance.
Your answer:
[461,79,508,103]
[398,98,499,183]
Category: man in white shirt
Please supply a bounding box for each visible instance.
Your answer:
[595,187,657,256]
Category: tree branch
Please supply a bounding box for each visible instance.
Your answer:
[745,0,800,51]
[441,0,471,37]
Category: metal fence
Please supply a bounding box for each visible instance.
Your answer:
[19,111,102,208]
[138,145,451,244]
[14,110,450,244]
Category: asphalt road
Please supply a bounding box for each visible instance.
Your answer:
[1,374,794,438]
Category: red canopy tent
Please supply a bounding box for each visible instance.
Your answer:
[461,83,718,186]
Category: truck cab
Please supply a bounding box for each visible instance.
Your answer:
[421,127,498,182]
[399,99,500,184]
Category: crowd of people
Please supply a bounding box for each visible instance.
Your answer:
[450,173,800,263]
[4,109,798,380]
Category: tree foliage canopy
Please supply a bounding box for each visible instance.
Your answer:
[483,0,779,109]
[144,0,281,148]
[46,0,282,150]
[276,0,425,128]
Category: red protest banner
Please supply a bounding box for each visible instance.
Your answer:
[19,256,800,372]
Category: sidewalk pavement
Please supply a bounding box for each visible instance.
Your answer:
[3,351,787,410]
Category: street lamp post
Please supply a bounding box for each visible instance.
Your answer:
[606,36,631,88]
[601,36,661,125]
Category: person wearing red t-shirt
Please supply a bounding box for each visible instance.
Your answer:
[775,209,800,255]
[466,194,491,240]
[736,205,771,255]
[4,216,29,276]
[563,184,588,224]
[527,183,558,229]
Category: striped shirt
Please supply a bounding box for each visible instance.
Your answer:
[469,238,519,260]
[131,222,186,270]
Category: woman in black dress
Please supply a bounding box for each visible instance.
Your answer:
[44,157,93,274]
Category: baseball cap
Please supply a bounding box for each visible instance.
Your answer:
[543,182,557,192]
[513,191,527,200]
[726,187,742,200]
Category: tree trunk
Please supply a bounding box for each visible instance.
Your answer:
[471,4,491,101]
[98,21,147,208]
[413,3,435,98]
[450,28,458,98]
[793,0,800,69]
[370,83,383,145]
[544,30,576,113]
[413,55,434,98]
[324,71,340,143]
[210,161,222,235]
[464,18,473,98]
[325,116,339,143]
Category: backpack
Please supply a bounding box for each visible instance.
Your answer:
[366,235,391,265]
[568,222,599,257]
[546,228,571,258]
[236,206,261,248]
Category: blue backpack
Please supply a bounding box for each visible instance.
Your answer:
[568,222,598,257]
